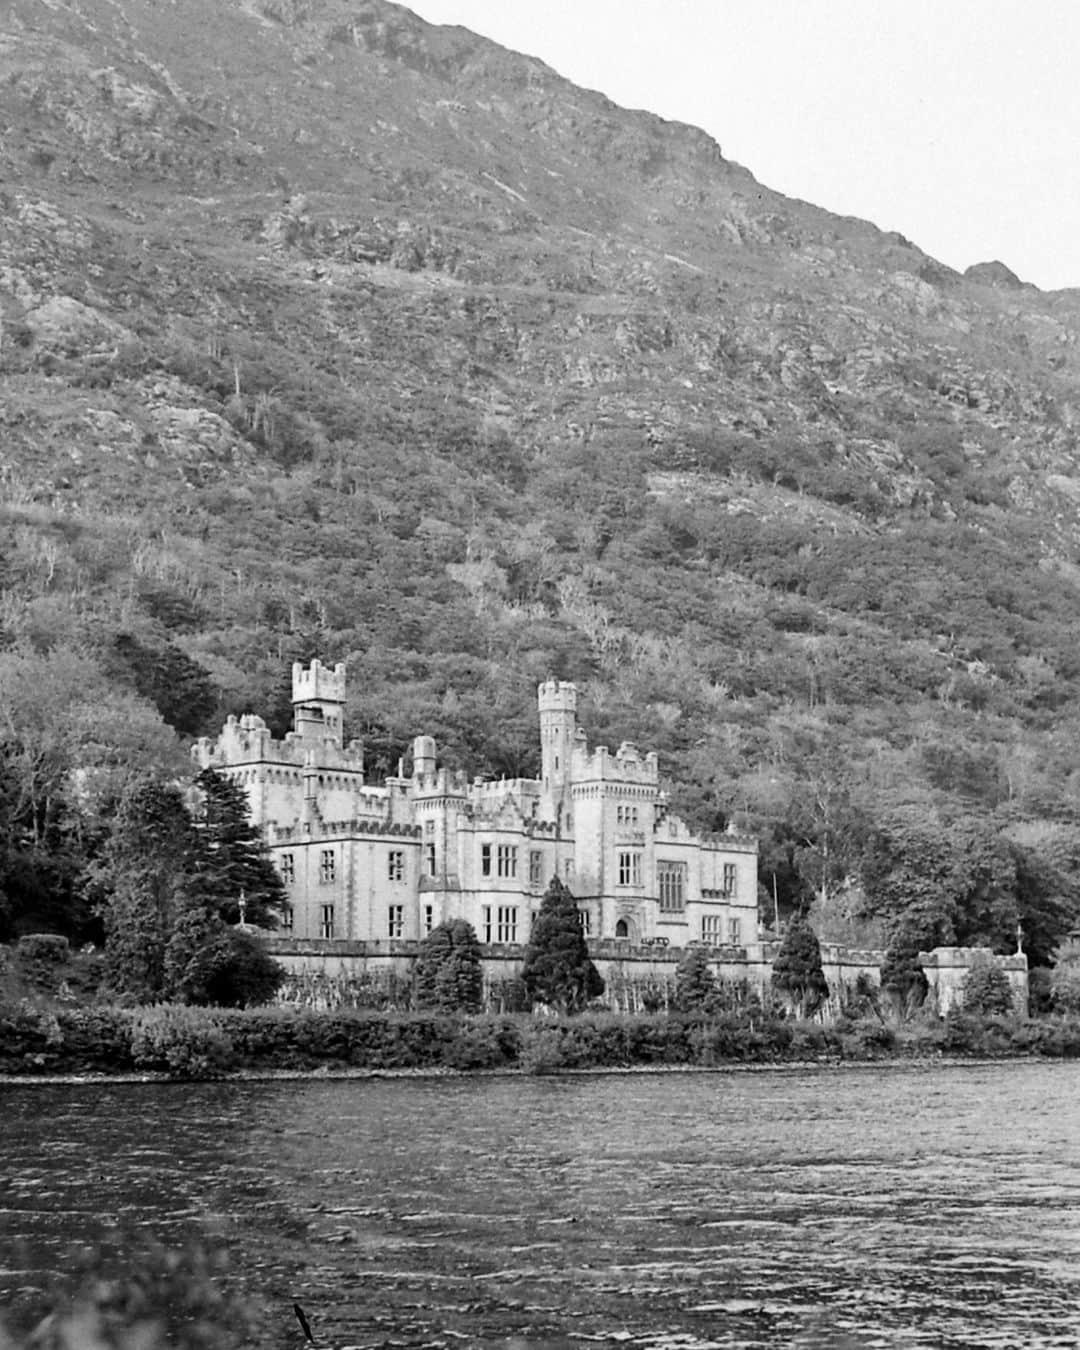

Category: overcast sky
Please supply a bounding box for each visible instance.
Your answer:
[407,0,1080,291]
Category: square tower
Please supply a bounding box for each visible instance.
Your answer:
[292,659,346,748]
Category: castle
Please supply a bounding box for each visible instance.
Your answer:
[193,660,759,952]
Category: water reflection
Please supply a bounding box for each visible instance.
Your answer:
[3,1064,1080,1346]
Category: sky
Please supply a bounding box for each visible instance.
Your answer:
[406,0,1080,291]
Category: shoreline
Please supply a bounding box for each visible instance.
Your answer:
[0,1054,1060,1086]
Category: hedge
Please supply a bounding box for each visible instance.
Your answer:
[3,1001,1080,1079]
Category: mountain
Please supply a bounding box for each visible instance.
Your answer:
[6,0,1080,944]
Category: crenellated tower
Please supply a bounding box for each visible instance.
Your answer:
[538,680,577,793]
[292,659,346,748]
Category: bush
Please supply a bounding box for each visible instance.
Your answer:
[519,1022,572,1075]
[960,955,1014,1016]
[836,1017,896,1058]
[56,1006,136,1073]
[200,930,285,1008]
[0,1000,64,1070]
[443,1017,521,1070]
[16,933,71,963]
[130,1006,236,1079]
[0,1233,273,1349]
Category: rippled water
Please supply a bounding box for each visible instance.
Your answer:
[3,1063,1080,1348]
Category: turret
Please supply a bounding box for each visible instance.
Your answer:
[292,659,345,748]
[413,734,437,778]
[538,680,577,791]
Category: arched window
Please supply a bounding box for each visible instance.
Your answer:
[615,918,629,939]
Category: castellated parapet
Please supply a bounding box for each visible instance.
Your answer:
[293,659,346,706]
[537,679,578,714]
[571,739,660,785]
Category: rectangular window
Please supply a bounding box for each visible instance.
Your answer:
[658,861,687,912]
[424,842,436,876]
[280,853,295,884]
[497,845,518,878]
[320,903,335,939]
[618,851,642,886]
[722,863,737,897]
[424,904,434,935]
[319,849,336,884]
[529,850,543,885]
[702,914,724,946]
[616,804,624,825]
[281,904,294,933]
[564,857,574,880]
[482,905,493,944]
[578,908,591,937]
[424,819,435,836]
[496,906,518,943]
[388,904,404,939]
[481,843,492,877]
[388,849,404,882]
[728,916,742,945]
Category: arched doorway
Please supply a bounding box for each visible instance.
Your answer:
[615,918,630,939]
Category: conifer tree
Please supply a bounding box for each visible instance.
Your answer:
[960,954,1014,1016]
[880,924,929,1021]
[415,919,483,1012]
[521,877,604,1014]
[97,780,200,1001]
[192,767,286,927]
[771,909,829,1019]
[674,944,717,1014]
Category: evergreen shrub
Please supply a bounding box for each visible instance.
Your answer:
[57,1006,136,1073]
[442,1017,520,1070]
[16,934,70,963]
[518,1023,571,1075]
[0,1000,64,1070]
[130,1006,236,1078]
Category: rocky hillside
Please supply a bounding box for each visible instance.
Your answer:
[6,0,1080,937]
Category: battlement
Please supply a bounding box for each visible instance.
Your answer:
[572,741,660,785]
[292,659,346,706]
[193,713,365,774]
[537,680,577,713]
[268,818,421,843]
[412,766,470,797]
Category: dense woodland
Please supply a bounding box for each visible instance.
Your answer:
[6,0,1080,971]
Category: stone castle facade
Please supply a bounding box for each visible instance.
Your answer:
[194,660,759,952]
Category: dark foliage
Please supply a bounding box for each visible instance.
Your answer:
[414,918,483,1013]
[673,944,717,1013]
[879,925,930,1021]
[771,911,829,1018]
[521,877,604,1014]
[192,767,287,928]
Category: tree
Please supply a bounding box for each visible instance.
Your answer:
[192,768,286,927]
[1050,938,1080,1014]
[521,877,604,1014]
[674,945,716,1013]
[960,953,1014,1016]
[770,910,829,1018]
[96,780,201,1002]
[859,808,1019,953]
[166,917,284,1008]
[879,924,929,1021]
[0,644,184,941]
[414,919,483,1012]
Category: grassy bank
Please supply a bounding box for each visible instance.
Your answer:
[3,1000,1080,1079]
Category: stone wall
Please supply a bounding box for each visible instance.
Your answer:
[919,946,1029,1016]
[264,936,887,1015]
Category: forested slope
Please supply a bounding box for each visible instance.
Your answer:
[5,0,1080,956]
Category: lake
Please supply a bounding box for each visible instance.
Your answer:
[3,1063,1080,1348]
